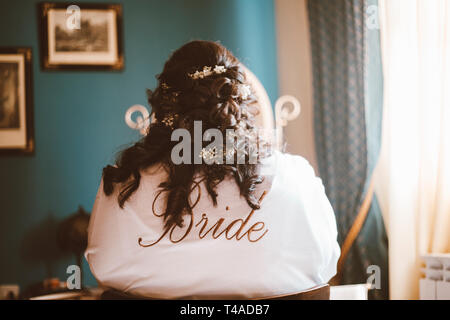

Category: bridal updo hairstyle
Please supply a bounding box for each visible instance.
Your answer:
[102,40,267,231]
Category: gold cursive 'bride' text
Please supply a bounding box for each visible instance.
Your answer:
[138,191,268,247]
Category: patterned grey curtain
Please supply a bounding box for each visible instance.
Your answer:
[307,0,388,299]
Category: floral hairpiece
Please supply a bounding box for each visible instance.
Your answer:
[238,84,252,100]
[200,146,235,162]
[199,146,218,161]
[161,113,176,128]
[198,120,266,163]
[188,65,227,80]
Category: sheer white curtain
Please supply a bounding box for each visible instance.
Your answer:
[375,0,450,299]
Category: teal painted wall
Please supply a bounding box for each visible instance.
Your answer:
[0,0,278,289]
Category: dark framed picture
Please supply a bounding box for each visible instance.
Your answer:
[38,2,124,71]
[0,48,34,155]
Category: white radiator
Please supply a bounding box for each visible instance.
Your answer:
[420,253,450,300]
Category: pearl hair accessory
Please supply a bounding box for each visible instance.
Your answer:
[188,65,227,80]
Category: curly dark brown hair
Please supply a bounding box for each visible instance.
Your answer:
[102,40,268,231]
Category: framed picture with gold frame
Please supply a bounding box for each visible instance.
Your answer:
[38,2,124,71]
[0,47,34,155]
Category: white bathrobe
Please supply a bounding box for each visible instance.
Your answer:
[85,151,340,299]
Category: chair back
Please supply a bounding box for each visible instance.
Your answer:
[101,284,330,300]
[257,284,330,300]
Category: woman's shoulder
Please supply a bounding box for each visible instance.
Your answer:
[268,150,318,181]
